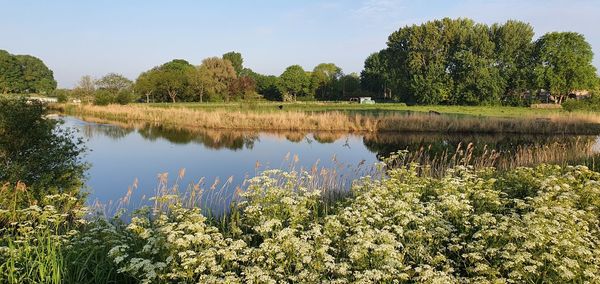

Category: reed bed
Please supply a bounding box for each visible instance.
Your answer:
[386,138,598,177]
[57,103,600,134]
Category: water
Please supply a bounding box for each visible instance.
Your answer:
[59,116,598,214]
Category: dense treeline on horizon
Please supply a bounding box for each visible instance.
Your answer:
[2,18,599,106]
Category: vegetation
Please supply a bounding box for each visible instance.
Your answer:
[2,164,600,283]
[0,98,87,208]
[58,103,600,134]
[364,18,598,106]
[5,97,600,283]
[0,50,57,94]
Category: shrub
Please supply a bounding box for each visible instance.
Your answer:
[116,90,135,105]
[94,89,116,106]
[562,93,600,112]
[0,98,87,208]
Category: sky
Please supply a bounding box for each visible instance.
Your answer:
[1,0,599,88]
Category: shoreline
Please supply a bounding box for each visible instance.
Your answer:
[53,103,600,135]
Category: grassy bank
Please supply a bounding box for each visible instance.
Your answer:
[143,101,567,117]
[57,103,600,134]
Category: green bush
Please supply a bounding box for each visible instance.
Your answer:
[562,93,600,112]
[93,89,116,106]
[0,98,87,208]
[116,90,135,105]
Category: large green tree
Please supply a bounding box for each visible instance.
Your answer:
[222,51,244,75]
[194,57,237,102]
[0,50,56,94]
[360,52,390,98]
[380,18,541,105]
[0,50,24,94]
[15,55,57,94]
[490,20,535,105]
[533,32,597,104]
[95,73,133,93]
[311,63,342,100]
[134,59,194,103]
[279,65,311,101]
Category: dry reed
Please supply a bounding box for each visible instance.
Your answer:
[57,104,600,134]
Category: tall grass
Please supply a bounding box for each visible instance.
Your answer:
[57,103,600,134]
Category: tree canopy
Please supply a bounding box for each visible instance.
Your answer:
[280,65,312,101]
[370,18,598,105]
[533,32,598,103]
[0,50,56,94]
[222,51,244,75]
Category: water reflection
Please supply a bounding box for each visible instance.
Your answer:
[62,116,599,215]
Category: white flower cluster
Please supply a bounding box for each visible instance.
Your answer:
[11,166,597,283]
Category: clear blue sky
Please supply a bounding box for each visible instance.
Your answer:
[1,0,599,88]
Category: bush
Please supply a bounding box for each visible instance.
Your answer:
[116,90,135,105]
[93,89,116,106]
[0,98,87,208]
[562,94,600,112]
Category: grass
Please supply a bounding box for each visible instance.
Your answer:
[142,101,568,117]
[55,103,600,134]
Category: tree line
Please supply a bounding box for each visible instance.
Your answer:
[361,18,599,105]
[2,18,599,105]
[0,50,57,94]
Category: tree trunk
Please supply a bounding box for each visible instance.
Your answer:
[168,90,177,103]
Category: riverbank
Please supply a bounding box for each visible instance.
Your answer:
[55,103,600,134]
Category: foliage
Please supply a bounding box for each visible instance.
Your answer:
[373,18,597,106]
[73,75,96,103]
[279,65,312,101]
[360,52,389,99]
[196,57,238,102]
[0,50,57,94]
[0,98,87,208]
[14,165,595,283]
[311,63,342,100]
[96,73,133,94]
[222,51,244,75]
[533,32,598,104]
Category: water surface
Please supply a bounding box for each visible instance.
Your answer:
[60,116,598,213]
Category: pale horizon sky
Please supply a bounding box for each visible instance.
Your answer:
[1,0,599,88]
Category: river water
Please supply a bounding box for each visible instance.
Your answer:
[59,116,599,214]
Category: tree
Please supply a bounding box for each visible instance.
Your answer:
[360,52,390,99]
[73,75,96,103]
[311,63,342,100]
[135,71,156,103]
[280,65,311,101]
[533,32,598,104]
[0,98,87,207]
[134,59,194,103]
[382,18,515,105]
[490,20,535,105]
[15,55,57,94]
[0,51,57,94]
[95,73,133,93]
[0,50,25,94]
[196,57,237,101]
[335,73,361,100]
[229,76,257,100]
[222,51,244,75]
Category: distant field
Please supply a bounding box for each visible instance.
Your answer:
[140,101,567,118]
